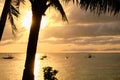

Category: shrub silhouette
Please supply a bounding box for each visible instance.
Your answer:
[43,66,58,80]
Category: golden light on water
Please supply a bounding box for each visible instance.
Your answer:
[22,10,48,31]
[34,53,48,80]
[34,54,41,80]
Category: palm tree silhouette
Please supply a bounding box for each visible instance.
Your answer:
[22,0,67,80]
[0,0,24,40]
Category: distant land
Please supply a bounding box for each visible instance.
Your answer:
[0,51,120,54]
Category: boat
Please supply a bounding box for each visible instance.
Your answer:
[65,56,69,59]
[2,55,14,59]
[42,55,47,58]
[88,54,92,58]
[40,55,47,60]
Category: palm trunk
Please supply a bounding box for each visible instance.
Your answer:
[0,0,11,40]
[22,11,42,80]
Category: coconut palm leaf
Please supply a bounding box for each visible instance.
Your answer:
[80,0,120,15]
[63,0,120,15]
[48,0,68,21]
[8,7,17,36]
[7,3,20,36]
[9,0,24,34]
[10,4,20,17]
[0,0,24,40]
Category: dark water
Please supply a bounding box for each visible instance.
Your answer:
[0,53,120,80]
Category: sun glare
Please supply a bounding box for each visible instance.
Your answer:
[22,11,47,31]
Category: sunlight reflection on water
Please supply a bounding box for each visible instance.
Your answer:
[34,53,47,80]
[34,54,41,80]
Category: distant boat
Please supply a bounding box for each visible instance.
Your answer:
[88,54,92,58]
[40,55,47,60]
[2,55,14,59]
[65,56,69,59]
[42,55,47,58]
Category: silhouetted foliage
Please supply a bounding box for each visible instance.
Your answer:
[0,0,24,40]
[63,0,120,15]
[43,66,58,80]
[80,0,120,15]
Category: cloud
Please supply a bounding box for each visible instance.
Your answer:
[0,39,15,45]
[41,22,120,39]
[62,47,96,52]
[104,48,120,51]
[63,47,120,52]
[0,22,28,45]
[68,6,120,24]
[39,35,120,46]
[63,49,98,52]
[47,3,120,25]
[70,36,120,45]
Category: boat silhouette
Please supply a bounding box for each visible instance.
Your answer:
[2,55,14,59]
[40,55,47,60]
[88,54,92,58]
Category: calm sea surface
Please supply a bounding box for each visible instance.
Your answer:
[0,53,120,80]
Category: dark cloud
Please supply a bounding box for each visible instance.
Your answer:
[63,47,120,52]
[48,4,120,24]
[41,23,120,39]
[66,5,120,24]
[71,36,120,45]
[63,48,96,52]
[104,48,120,51]
[40,36,120,46]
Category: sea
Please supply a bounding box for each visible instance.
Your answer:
[0,53,120,80]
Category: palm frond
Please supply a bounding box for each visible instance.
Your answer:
[49,0,68,21]
[9,0,23,36]
[8,10,17,37]
[10,4,20,17]
[80,0,120,15]
[62,0,120,15]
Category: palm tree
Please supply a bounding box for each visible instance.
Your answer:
[22,0,67,80]
[22,0,120,80]
[0,0,24,40]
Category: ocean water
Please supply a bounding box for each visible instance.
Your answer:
[0,53,120,80]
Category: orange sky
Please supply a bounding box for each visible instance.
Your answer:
[0,0,120,53]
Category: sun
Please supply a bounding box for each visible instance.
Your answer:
[22,10,47,31]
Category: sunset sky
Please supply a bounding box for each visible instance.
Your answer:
[0,0,120,53]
